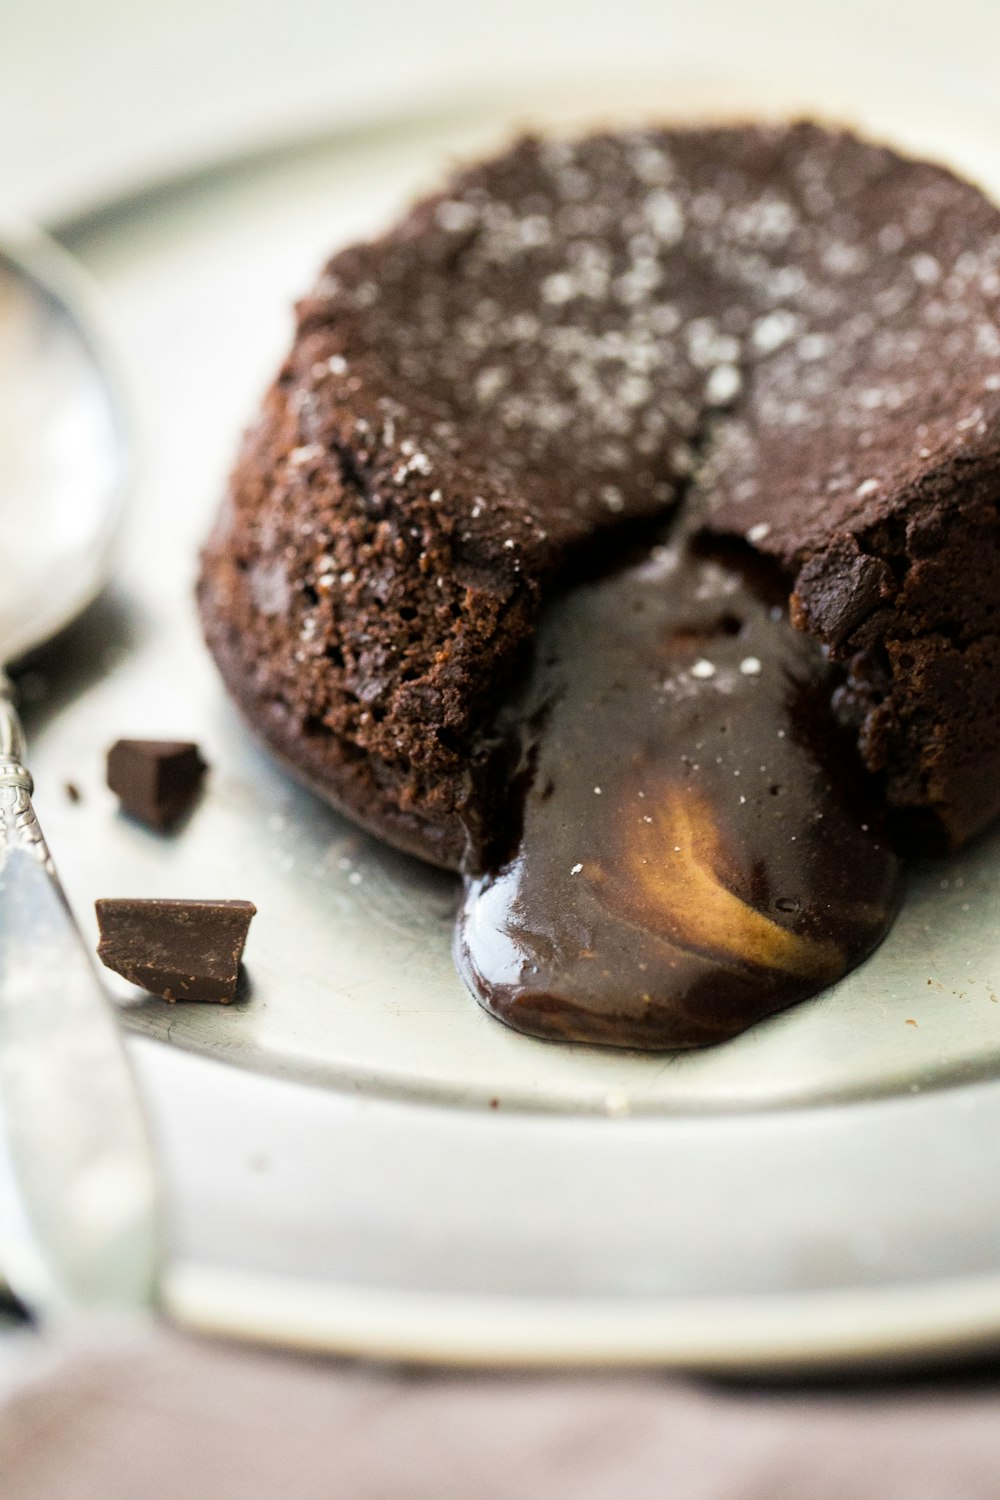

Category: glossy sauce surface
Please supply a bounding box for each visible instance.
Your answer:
[456,541,901,1049]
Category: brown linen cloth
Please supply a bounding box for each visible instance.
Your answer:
[2,1329,999,1500]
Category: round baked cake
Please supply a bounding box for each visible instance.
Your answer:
[199,121,1000,871]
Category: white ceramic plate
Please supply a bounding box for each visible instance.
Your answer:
[22,78,1000,1368]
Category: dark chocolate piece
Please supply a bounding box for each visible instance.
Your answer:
[789,537,893,647]
[107,739,207,831]
[456,539,900,1048]
[199,121,1000,865]
[95,898,255,1003]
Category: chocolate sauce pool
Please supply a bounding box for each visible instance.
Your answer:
[456,540,900,1049]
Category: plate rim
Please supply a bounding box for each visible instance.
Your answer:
[164,1260,1000,1372]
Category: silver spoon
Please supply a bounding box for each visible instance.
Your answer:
[0,226,160,1319]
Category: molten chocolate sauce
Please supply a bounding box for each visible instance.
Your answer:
[456,540,900,1049]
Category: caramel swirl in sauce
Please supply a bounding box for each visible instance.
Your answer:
[614,784,842,983]
[456,540,900,1049]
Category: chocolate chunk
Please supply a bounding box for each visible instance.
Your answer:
[95,898,256,1003]
[790,537,893,649]
[107,740,207,830]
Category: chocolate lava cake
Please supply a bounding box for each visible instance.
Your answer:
[198,120,1000,1046]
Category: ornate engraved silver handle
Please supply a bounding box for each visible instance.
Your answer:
[0,668,161,1316]
[0,670,51,869]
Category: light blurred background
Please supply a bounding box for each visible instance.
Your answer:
[5,0,1000,224]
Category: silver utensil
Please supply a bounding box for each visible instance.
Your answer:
[0,226,160,1319]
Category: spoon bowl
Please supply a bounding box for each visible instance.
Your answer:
[0,228,129,666]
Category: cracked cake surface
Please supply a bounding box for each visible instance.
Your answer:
[198,120,1000,868]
